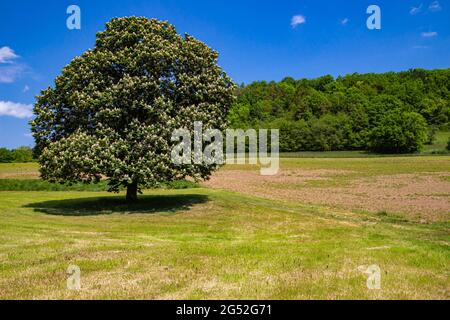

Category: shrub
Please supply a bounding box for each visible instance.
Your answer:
[0,179,198,191]
[367,111,427,153]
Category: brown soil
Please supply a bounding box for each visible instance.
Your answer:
[203,169,450,222]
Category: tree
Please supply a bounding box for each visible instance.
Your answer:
[11,146,34,163]
[447,137,450,151]
[308,114,351,151]
[0,148,13,163]
[0,147,33,163]
[367,111,427,153]
[31,17,235,201]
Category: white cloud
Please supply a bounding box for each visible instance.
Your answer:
[340,18,349,26]
[23,85,30,93]
[413,45,430,49]
[0,101,33,118]
[409,4,423,15]
[0,47,33,83]
[0,47,28,83]
[0,46,19,64]
[0,64,27,83]
[421,31,438,38]
[429,1,442,12]
[291,15,306,28]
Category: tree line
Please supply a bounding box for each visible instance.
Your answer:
[229,68,450,153]
[0,146,34,163]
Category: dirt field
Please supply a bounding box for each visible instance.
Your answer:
[204,157,450,222]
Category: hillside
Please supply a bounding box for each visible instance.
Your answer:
[230,68,450,153]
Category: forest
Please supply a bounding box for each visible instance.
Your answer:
[229,68,450,153]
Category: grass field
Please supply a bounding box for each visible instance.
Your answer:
[424,131,450,154]
[0,156,449,299]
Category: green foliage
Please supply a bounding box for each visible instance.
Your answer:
[426,125,438,145]
[270,119,310,152]
[368,111,428,153]
[31,17,235,200]
[0,148,13,163]
[308,114,353,151]
[231,68,450,153]
[11,146,34,163]
[0,147,34,163]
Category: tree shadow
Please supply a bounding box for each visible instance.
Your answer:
[24,194,209,216]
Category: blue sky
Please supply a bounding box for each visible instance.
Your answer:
[0,0,449,148]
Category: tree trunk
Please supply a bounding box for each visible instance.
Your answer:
[126,181,138,202]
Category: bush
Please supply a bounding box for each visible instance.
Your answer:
[447,137,450,151]
[0,179,198,191]
[368,111,427,153]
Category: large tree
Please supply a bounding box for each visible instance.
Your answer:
[367,110,428,154]
[31,17,235,201]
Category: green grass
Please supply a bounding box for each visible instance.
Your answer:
[0,159,448,299]
[280,156,450,175]
[423,131,450,154]
[279,131,450,158]
[0,188,448,299]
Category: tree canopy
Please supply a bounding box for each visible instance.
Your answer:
[31,17,236,201]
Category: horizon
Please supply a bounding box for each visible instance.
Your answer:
[1,0,450,148]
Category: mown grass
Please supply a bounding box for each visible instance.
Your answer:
[0,158,448,299]
[0,188,448,299]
